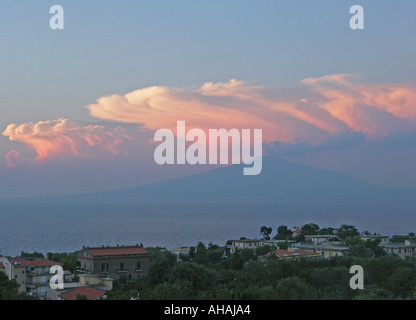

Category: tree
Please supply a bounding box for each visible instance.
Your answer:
[301,223,320,235]
[260,226,272,240]
[169,262,219,291]
[318,227,336,235]
[353,285,394,300]
[255,244,276,257]
[274,225,292,240]
[205,248,224,265]
[47,251,78,273]
[274,277,316,300]
[195,242,207,264]
[297,223,320,242]
[390,235,408,243]
[147,251,177,286]
[347,244,373,258]
[363,239,386,258]
[384,266,414,298]
[20,251,44,259]
[142,280,195,300]
[0,273,31,300]
[337,225,359,239]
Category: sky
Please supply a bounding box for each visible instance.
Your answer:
[1,0,416,198]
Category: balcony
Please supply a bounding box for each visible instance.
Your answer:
[116,270,128,274]
[26,270,49,276]
[25,281,49,287]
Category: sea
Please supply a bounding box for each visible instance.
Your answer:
[1,199,415,257]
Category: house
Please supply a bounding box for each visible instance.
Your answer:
[304,235,340,244]
[294,243,349,258]
[268,249,321,260]
[227,239,260,254]
[0,256,62,300]
[77,244,150,281]
[168,247,191,262]
[361,235,389,244]
[58,286,106,300]
[320,243,349,258]
[259,240,296,248]
[291,226,303,238]
[381,240,416,259]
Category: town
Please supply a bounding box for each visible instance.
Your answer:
[1,223,416,300]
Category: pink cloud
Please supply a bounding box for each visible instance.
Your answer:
[4,76,416,167]
[2,119,132,165]
[303,74,416,135]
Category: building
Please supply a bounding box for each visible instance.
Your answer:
[320,243,349,258]
[361,235,390,244]
[227,239,260,254]
[381,240,416,259]
[77,244,150,281]
[0,256,62,300]
[268,249,321,260]
[78,273,113,291]
[304,235,340,244]
[291,226,303,239]
[295,243,349,258]
[168,247,191,262]
[259,239,296,248]
[58,286,106,300]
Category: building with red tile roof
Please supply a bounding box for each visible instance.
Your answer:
[77,244,150,281]
[270,249,321,260]
[58,286,106,300]
[0,256,63,300]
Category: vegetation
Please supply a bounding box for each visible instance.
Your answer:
[3,223,416,300]
[46,251,78,274]
[0,273,32,300]
[105,239,416,300]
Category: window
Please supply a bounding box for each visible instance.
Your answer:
[101,263,109,272]
[120,262,124,271]
[136,262,141,270]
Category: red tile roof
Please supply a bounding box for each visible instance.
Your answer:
[272,249,321,258]
[82,246,149,257]
[59,286,105,300]
[9,258,62,267]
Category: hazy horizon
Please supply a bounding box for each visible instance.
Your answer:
[1,1,416,199]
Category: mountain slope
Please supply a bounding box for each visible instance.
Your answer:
[17,156,415,203]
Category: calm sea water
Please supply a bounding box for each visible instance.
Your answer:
[1,200,415,257]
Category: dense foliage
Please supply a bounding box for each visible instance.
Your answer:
[0,273,32,300]
[106,243,416,300]
[3,224,416,300]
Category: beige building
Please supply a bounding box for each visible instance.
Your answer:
[382,240,416,259]
[295,243,349,258]
[77,244,150,281]
[227,239,260,254]
[79,274,113,291]
[0,256,62,300]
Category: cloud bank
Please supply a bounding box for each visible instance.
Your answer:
[3,74,416,167]
[2,119,132,167]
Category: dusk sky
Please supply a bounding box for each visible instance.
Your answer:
[1,0,416,198]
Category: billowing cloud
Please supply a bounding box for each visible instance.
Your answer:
[303,74,416,136]
[87,76,416,144]
[2,119,132,167]
[4,75,416,167]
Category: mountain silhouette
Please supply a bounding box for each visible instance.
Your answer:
[15,156,415,203]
